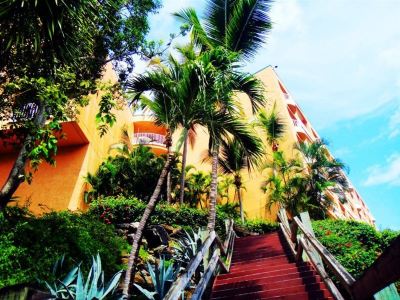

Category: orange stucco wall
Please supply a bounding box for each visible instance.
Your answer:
[0,64,133,213]
[0,145,88,214]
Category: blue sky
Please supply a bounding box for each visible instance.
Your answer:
[140,0,400,230]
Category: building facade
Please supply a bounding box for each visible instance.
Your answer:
[0,65,375,225]
[0,65,134,214]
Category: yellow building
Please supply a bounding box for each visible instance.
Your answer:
[0,65,134,214]
[0,65,375,225]
[132,66,375,225]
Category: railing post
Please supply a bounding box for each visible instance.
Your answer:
[290,221,298,244]
[299,212,325,271]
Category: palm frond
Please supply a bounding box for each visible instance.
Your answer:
[226,0,273,59]
[173,8,212,49]
[257,107,286,145]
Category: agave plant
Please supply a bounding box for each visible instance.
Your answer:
[44,254,122,300]
[134,258,180,300]
[173,229,203,266]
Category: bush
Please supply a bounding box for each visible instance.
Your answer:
[312,219,399,279]
[85,145,180,202]
[236,219,279,234]
[88,196,229,237]
[0,208,128,289]
[88,197,279,237]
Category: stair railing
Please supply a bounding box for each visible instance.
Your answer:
[278,209,354,300]
[164,219,235,300]
[278,209,400,300]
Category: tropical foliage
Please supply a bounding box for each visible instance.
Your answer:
[262,151,307,217]
[297,140,349,219]
[256,105,286,151]
[85,145,174,202]
[0,207,127,289]
[262,140,350,219]
[313,219,399,279]
[217,138,263,221]
[134,258,180,300]
[88,197,278,237]
[174,0,273,231]
[0,0,160,208]
[44,254,122,300]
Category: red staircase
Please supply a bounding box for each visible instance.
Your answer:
[210,231,333,300]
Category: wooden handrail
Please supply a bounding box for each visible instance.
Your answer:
[298,237,345,300]
[164,219,235,300]
[293,216,356,290]
[278,209,354,300]
[164,231,217,300]
[351,235,400,299]
[279,210,400,300]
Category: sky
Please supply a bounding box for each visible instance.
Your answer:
[139,0,400,230]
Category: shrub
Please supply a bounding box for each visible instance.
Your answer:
[88,197,278,237]
[85,145,180,202]
[312,219,399,279]
[236,219,279,234]
[0,208,128,289]
[88,197,228,237]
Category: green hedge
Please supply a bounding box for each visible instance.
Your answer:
[88,197,278,236]
[236,219,279,234]
[88,197,230,236]
[0,207,128,289]
[312,219,399,279]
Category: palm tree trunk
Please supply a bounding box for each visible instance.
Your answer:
[207,146,219,231]
[166,146,172,204]
[238,187,244,223]
[234,175,244,223]
[121,153,173,298]
[179,133,188,205]
[0,103,46,209]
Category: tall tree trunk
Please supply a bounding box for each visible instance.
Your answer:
[234,175,244,222]
[207,146,219,231]
[238,187,244,223]
[166,146,172,204]
[0,103,46,209]
[121,153,173,298]
[179,133,188,205]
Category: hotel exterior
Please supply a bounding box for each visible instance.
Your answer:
[0,65,375,225]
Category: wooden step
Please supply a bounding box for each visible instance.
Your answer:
[210,231,333,300]
[211,283,331,299]
[216,271,316,285]
[213,274,323,292]
[220,261,311,278]
[230,254,293,267]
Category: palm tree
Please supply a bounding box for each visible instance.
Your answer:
[296,140,349,219]
[257,104,286,152]
[175,0,273,231]
[261,151,307,217]
[121,65,179,298]
[204,108,265,230]
[217,137,263,222]
[185,170,211,208]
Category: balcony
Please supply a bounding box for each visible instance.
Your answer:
[283,93,297,106]
[133,132,166,147]
[293,119,315,142]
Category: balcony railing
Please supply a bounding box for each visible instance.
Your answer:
[293,119,315,141]
[132,132,166,147]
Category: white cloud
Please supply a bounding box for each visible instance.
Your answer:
[379,44,400,69]
[364,153,400,186]
[269,0,305,34]
[247,0,400,128]
[389,107,400,138]
[133,0,400,129]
